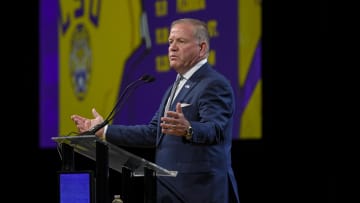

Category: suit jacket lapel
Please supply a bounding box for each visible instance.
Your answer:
[171,63,210,106]
[157,86,172,146]
[156,63,211,146]
[172,79,195,107]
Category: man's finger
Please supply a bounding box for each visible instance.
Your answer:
[176,102,182,113]
[92,108,100,118]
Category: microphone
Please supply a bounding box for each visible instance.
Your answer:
[79,74,156,135]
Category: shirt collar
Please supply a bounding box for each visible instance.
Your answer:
[182,58,207,80]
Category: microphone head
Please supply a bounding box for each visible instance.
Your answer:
[140,74,156,83]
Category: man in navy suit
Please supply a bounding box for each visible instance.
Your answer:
[71,18,240,203]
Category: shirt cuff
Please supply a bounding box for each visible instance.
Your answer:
[102,124,108,140]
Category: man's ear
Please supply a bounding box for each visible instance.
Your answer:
[199,42,207,57]
[199,42,204,51]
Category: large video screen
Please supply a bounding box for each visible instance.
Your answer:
[40,0,262,148]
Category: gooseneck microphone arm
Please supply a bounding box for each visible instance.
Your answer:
[79,74,156,135]
[105,74,155,122]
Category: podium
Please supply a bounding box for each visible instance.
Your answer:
[52,135,177,203]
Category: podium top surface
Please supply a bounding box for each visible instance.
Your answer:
[52,135,177,177]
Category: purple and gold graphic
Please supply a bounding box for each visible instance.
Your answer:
[40,0,262,148]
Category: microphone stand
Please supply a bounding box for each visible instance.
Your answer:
[78,74,155,135]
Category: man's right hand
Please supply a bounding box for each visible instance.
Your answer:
[70,108,105,137]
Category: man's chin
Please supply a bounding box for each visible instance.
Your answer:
[170,63,179,69]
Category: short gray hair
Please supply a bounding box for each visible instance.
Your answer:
[171,18,210,54]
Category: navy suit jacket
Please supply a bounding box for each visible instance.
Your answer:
[107,63,240,203]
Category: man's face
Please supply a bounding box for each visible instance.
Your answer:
[168,23,201,74]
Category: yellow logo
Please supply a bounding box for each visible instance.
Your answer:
[69,24,92,100]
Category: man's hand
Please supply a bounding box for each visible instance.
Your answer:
[160,102,190,136]
[70,108,105,137]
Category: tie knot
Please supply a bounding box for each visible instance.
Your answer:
[176,74,183,82]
